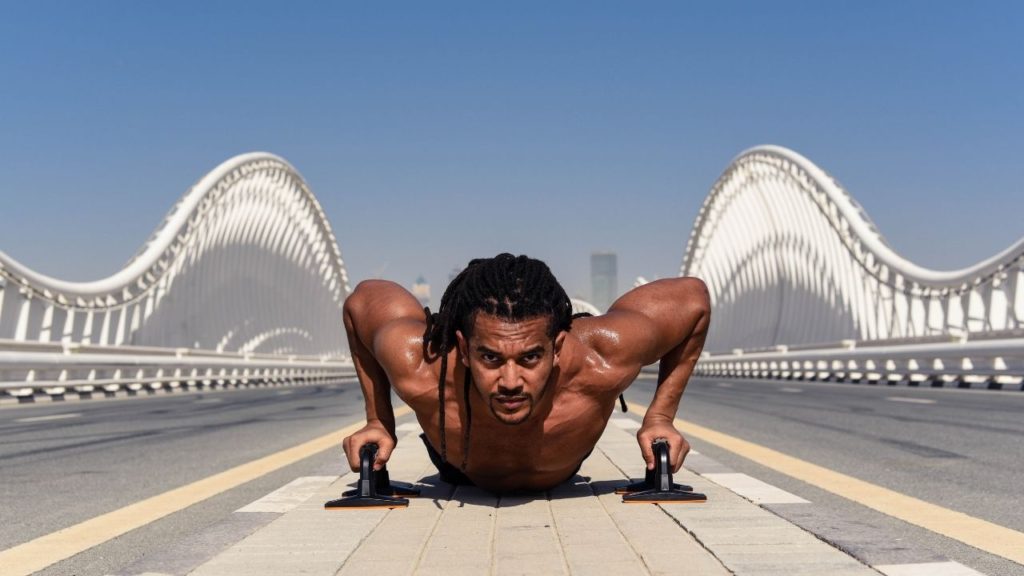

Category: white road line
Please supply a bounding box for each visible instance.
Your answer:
[779,387,803,393]
[195,398,223,404]
[15,413,82,423]
[275,390,294,395]
[886,397,937,405]
[608,418,699,453]
[236,476,337,513]
[716,382,734,388]
[396,422,421,433]
[610,417,640,430]
[874,561,986,576]
[702,472,810,504]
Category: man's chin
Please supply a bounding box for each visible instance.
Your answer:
[490,401,532,425]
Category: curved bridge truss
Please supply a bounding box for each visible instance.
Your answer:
[0,153,354,400]
[683,145,1024,386]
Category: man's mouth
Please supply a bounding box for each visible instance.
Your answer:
[495,396,528,411]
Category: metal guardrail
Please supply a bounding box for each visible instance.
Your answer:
[0,339,355,401]
[695,337,1024,390]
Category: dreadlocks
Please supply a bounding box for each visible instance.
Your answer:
[421,253,578,470]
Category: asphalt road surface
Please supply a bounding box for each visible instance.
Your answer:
[627,375,1024,576]
[2,376,1023,575]
[0,382,368,575]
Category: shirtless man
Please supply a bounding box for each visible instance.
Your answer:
[341,253,710,493]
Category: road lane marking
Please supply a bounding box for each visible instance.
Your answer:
[874,561,986,576]
[702,472,810,504]
[14,413,81,423]
[236,476,336,513]
[779,387,803,393]
[195,398,223,404]
[625,401,1024,565]
[887,397,937,405]
[0,405,412,576]
[716,382,734,388]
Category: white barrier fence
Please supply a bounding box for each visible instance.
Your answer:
[0,339,355,403]
[695,333,1024,391]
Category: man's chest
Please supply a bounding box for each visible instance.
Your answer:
[415,386,618,491]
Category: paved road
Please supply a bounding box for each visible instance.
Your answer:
[0,382,368,575]
[627,375,1024,576]
[3,377,1024,575]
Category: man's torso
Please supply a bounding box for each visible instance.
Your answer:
[389,318,641,492]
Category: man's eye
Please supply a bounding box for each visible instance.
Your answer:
[522,354,541,363]
[481,354,499,363]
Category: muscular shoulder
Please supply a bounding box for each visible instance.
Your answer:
[344,279,429,380]
[372,318,429,378]
[575,277,710,368]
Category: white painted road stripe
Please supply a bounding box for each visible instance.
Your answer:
[610,417,640,430]
[15,413,81,423]
[887,397,937,405]
[874,561,986,576]
[236,476,336,513]
[609,417,701,453]
[716,382,734,388]
[702,472,810,504]
[779,387,803,393]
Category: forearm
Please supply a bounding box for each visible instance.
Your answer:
[643,305,709,423]
[644,340,698,423]
[343,296,396,435]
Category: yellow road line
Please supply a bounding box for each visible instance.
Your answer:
[626,401,1024,565]
[0,406,411,576]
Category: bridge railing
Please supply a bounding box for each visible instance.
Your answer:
[694,332,1024,390]
[0,339,355,403]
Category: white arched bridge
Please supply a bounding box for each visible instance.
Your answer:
[685,145,1024,388]
[1,146,1021,402]
[0,153,355,402]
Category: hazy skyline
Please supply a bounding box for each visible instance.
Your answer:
[2,2,1022,301]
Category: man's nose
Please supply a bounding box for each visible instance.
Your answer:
[497,362,524,393]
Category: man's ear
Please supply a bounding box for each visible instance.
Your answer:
[456,330,469,367]
[553,331,567,366]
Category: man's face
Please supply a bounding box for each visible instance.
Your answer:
[456,313,565,425]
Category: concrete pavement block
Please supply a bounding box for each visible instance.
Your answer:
[189,421,877,576]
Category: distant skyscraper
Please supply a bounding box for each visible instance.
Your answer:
[590,252,618,312]
[412,275,431,308]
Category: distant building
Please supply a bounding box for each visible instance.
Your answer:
[412,275,431,308]
[590,252,618,312]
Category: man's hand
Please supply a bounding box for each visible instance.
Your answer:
[342,420,395,472]
[636,417,689,473]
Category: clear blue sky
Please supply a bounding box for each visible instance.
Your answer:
[2,2,1022,303]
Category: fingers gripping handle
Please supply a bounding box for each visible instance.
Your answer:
[620,439,707,504]
[324,441,418,509]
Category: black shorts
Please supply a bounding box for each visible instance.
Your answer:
[420,433,475,485]
[419,433,592,488]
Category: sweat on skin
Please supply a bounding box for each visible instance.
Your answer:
[340,254,710,493]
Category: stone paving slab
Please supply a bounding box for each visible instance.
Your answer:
[186,420,880,576]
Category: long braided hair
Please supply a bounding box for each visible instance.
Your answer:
[422,253,581,470]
